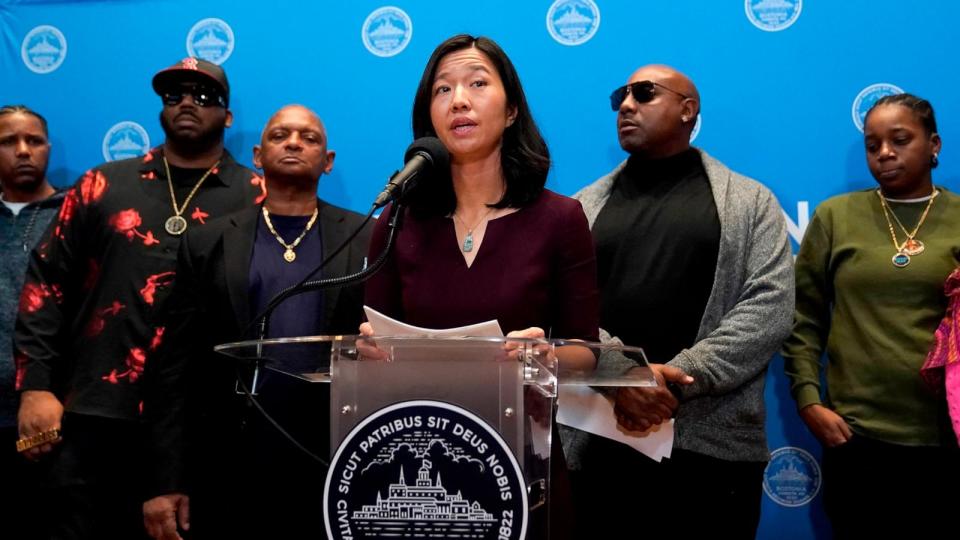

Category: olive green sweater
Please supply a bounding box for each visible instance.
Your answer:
[783,188,960,446]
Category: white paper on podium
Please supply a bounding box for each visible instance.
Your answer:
[557,385,673,462]
[364,305,504,337]
[363,306,550,457]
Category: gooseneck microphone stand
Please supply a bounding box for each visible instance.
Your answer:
[234,193,407,467]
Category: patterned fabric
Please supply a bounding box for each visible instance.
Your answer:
[14,146,261,421]
[921,267,960,445]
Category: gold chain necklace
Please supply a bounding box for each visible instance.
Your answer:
[162,156,220,236]
[884,190,939,239]
[261,206,319,262]
[876,189,937,268]
[452,207,496,252]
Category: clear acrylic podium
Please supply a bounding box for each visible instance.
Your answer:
[215,335,656,540]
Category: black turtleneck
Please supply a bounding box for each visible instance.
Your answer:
[592,148,720,363]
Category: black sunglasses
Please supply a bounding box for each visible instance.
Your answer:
[609,80,690,111]
[161,86,226,108]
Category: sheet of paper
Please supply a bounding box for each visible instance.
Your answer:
[557,385,673,462]
[363,306,556,455]
[364,305,504,337]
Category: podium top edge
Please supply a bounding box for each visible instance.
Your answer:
[213,334,648,357]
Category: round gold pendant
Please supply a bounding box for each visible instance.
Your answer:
[901,238,925,256]
[283,248,296,263]
[892,252,911,268]
[165,215,188,236]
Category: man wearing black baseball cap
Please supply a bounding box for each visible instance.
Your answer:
[152,57,230,102]
[14,57,260,539]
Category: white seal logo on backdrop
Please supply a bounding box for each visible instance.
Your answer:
[745,0,802,32]
[21,25,67,74]
[547,0,601,46]
[362,6,413,57]
[763,446,821,507]
[186,18,235,65]
[102,122,150,162]
[690,114,702,143]
[324,400,527,540]
[852,83,903,133]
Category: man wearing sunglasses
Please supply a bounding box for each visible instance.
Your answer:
[566,65,793,537]
[14,57,260,539]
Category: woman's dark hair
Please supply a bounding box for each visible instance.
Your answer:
[408,34,549,216]
[0,104,48,137]
[864,93,938,136]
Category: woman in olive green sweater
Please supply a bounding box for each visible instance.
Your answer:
[783,94,960,539]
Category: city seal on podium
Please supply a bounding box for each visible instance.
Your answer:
[324,400,528,540]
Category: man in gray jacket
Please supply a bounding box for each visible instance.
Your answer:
[565,65,793,537]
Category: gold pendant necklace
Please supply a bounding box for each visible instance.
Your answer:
[876,189,937,268]
[163,156,220,236]
[262,206,319,262]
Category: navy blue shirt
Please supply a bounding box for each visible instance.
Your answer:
[249,211,324,339]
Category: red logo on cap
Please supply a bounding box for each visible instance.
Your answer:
[181,57,199,70]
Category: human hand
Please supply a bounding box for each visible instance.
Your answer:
[506,327,546,340]
[17,390,64,460]
[143,493,190,540]
[503,327,546,361]
[357,322,388,360]
[613,364,693,432]
[799,403,853,447]
[359,322,374,337]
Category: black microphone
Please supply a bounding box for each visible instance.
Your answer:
[373,137,449,208]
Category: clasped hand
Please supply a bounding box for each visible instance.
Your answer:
[613,364,693,432]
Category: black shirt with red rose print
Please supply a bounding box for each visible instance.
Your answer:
[14,146,266,421]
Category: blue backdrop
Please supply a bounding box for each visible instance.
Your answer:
[4,1,959,538]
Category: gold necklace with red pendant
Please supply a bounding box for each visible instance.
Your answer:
[876,189,938,268]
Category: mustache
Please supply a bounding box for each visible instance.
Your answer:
[175,111,200,122]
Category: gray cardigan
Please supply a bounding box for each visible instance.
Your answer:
[564,149,794,464]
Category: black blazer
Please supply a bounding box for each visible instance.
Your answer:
[142,200,372,497]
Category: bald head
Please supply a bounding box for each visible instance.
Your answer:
[260,104,325,143]
[616,64,700,158]
[254,104,335,184]
[628,65,699,113]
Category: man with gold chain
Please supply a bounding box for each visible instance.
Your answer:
[14,58,261,539]
[141,105,371,539]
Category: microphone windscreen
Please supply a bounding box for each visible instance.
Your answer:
[404,137,449,171]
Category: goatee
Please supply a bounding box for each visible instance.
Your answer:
[159,112,226,156]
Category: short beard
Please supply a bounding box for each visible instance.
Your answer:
[159,112,226,157]
[2,172,48,196]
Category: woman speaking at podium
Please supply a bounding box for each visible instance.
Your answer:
[362,34,598,348]
[361,34,599,538]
